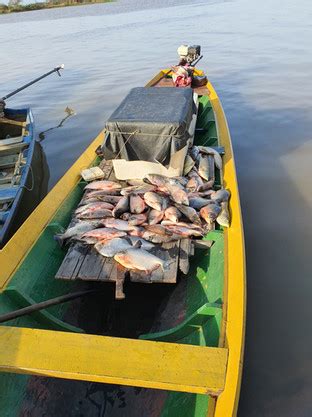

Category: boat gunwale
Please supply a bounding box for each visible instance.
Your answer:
[0,108,35,247]
[0,70,246,417]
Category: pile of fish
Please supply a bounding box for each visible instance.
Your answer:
[55,145,230,275]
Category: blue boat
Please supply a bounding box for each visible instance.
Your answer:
[0,108,48,248]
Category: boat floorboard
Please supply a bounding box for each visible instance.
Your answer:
[55,160,194,298]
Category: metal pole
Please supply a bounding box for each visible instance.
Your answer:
[2,64,65,101]
[0,288,101,324]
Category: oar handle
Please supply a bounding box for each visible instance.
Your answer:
[1,64,65,101]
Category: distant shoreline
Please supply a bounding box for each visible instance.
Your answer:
[0,0,113,15]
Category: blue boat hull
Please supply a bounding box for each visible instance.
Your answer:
[0,108,49,248]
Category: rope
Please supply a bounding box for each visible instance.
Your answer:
[21,164,34,192]
[105,129,185,138]
[104,129,140,178]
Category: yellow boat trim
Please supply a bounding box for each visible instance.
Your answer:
[0,326,228,396]
[0,130,104,291]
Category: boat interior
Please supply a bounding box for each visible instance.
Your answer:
[0,84,226,416]
[0,109,29,230]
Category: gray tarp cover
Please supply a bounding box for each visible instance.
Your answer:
[102,87,195,165]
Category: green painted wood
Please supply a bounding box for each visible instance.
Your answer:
[139,303,221,342]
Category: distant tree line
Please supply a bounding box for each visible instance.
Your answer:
[0,0,111,14]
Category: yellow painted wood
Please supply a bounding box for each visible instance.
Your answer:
[0,117,27,127]
[0,130,104,291]
[0,326,228,396]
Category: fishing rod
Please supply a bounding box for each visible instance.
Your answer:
[1,64,65,101]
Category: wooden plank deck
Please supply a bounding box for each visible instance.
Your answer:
[55,160,197,298]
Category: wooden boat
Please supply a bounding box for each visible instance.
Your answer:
[0,70,245,417]
[0,108,48,248]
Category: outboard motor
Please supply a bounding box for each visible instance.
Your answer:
[177,45,201,65]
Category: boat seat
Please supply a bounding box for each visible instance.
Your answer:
[0,117,27,128]
[0,142,27,157]
[0,326,228,396]
[0,153,19,169]
[0,136,24,146]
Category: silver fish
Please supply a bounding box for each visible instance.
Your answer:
[126,179,145,186]
[112,195,129,218]
[128,227,145,238]
[189,146,200,161]
[127,213,148,226]
[207,155,215,182]
[186,176,203,192]
[89,194,123,204]
[126,236,155,251]
[148,209,164,225]
[80,228,127,244]
[198,154,210,181]
[141,231,181,244]
[144,174,168,187]
[162,224,203,237]
[216,201,230,227]
[130,194,146,214]
[197,189,215,197]
[165,183,189,206]
[144,224,173,236]
[101,218,138,231]
[144,192,165,211]
[54,220,101,245]
[166,177,187,188]
[164,206,181,223]
[183,155,195,175]
[198,179,215,192]
[189,197,212,210]
[85,180,122,192]
[114,248,168,274]
[174,203,201,225]
[76,207,113,219]
[121,184,156,195]
[95,238,132,258]
[187,169,204,191]
[210,189,231,203]
[197,146,223,170]
[200,203,222,224]
[75,202,114,215]
[161,220,204,231]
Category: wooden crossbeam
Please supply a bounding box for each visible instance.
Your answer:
[0,117,27,127]
[0,326,228,396]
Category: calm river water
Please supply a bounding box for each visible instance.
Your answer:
[1,0,312,416]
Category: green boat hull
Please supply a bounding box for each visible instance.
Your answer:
[0,94,225,417]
